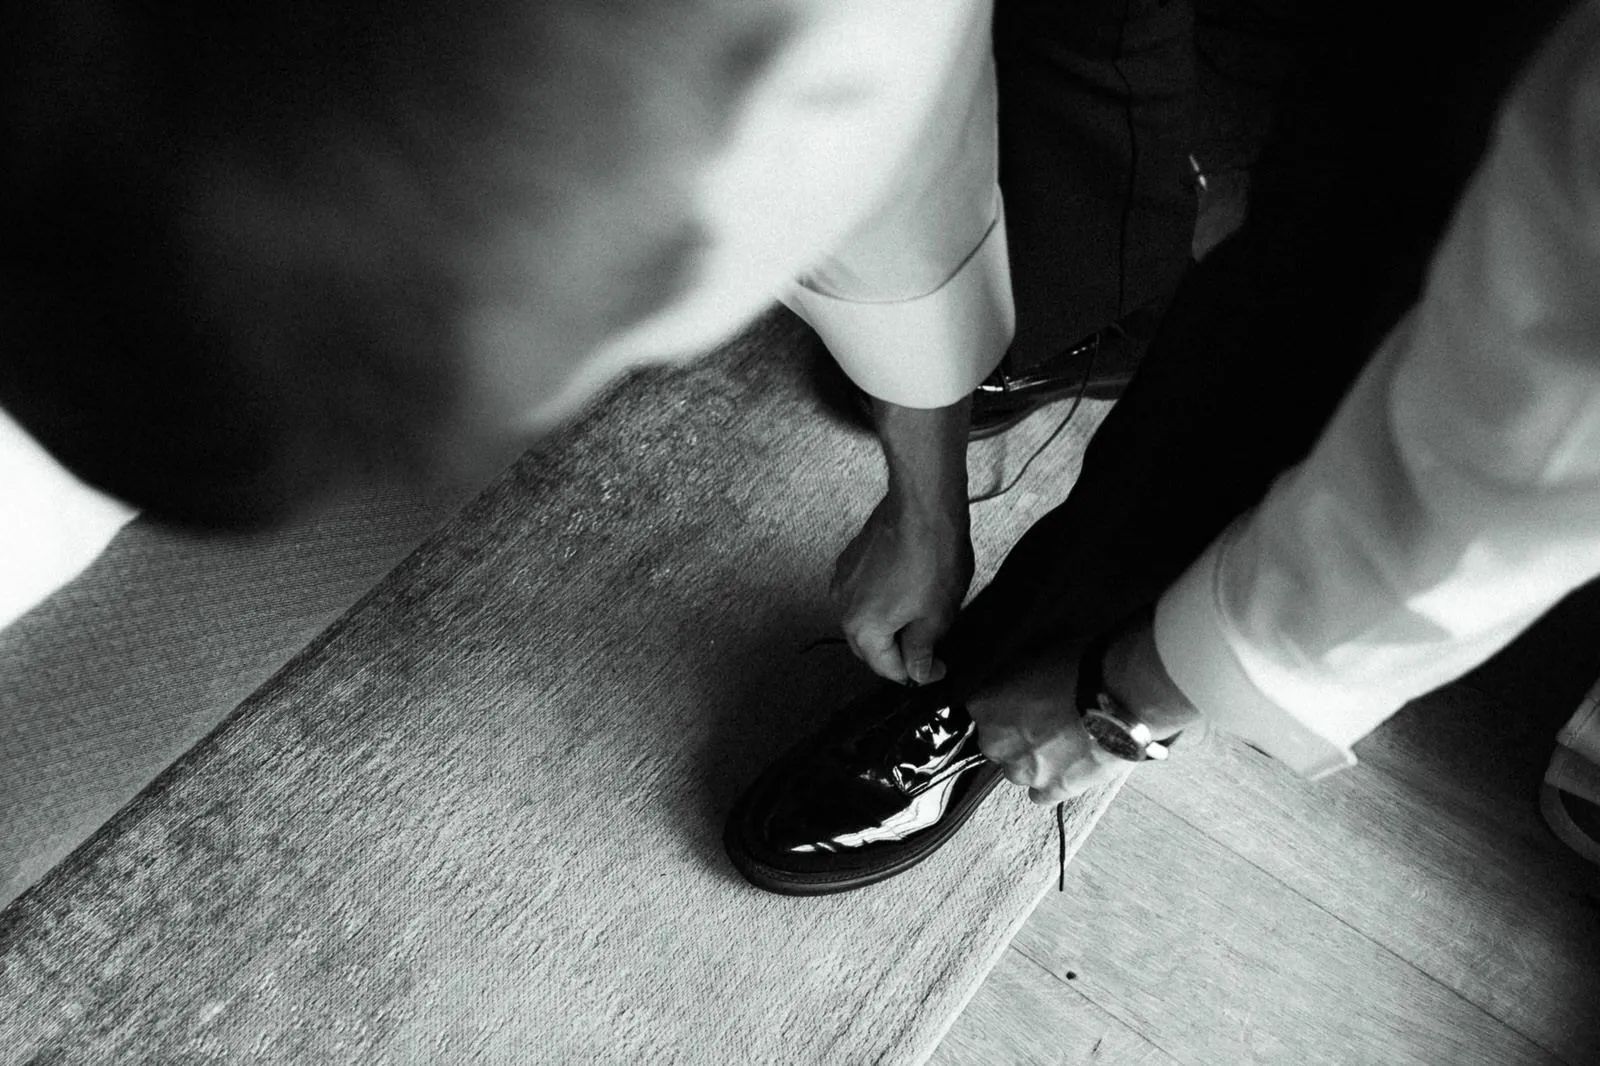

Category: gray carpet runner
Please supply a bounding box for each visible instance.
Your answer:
[0,312,1122,1065]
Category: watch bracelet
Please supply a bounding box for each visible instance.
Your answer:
[1075,623,1183,749]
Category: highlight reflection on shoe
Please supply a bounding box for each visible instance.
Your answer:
[790,704,989,853]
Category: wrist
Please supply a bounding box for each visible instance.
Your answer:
[873,396,971,523]
[1100,609,1202,740]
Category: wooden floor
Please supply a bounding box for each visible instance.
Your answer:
[930,589,1600,1066]
[930,22,1600,1063]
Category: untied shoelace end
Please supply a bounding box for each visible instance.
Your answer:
[1056,801,1067,892]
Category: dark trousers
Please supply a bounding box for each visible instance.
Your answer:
[997,0,1199,369]
[951,1,1574,689]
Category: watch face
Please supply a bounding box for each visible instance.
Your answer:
[1082,708,1146,761]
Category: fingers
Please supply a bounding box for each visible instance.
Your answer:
[1026,760,1125,805]
[999,758,1084,804]
[850,624,909,685]
[899,617,947,685]
[846,616,952,686]
[831,496,963,686]
[978,720,1125,805]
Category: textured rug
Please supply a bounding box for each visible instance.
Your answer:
[0,481,468,910]
[0,311,1122,1066]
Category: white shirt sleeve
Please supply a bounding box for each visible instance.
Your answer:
[1153,0,1600,778]
[781,16,1013,408]
[0,406,137,632]
[592,0,1012,410]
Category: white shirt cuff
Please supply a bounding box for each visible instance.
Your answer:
[1154,526,1359,780]
[781,193,1013,409]
[0,406,137,631]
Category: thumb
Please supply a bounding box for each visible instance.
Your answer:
[899,619,947,686]
[854,625,910,685]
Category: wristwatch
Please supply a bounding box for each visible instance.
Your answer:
[1075,630,1175,763]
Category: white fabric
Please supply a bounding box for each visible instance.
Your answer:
[0,406,136,631]
[1156,0,1600,777]
[3,0,1011,625]
[786,195,1014,408]
[586,0,1010,407]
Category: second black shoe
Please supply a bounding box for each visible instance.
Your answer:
[724,681,1005,896]
[827,307,1159,441]
[968,299,1169,439]
[971,330,1125,439]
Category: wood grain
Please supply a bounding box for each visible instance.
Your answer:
[0,322,1111,1066]
[1129,700,1600,1064]
[1015,792,1567,1066]
[927,948,1177,1066]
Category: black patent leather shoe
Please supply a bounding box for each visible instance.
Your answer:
[828,311,1155,441]
[969,318,1148,440]
[723,682,1006,895]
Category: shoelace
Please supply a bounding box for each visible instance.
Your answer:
[1057,801,1067,892]
[968,341,1100,506]
[799,642,1074,890]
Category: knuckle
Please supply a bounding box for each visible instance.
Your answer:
[857,627,897,654]
[862,648,907,683]
[999,763,1032,788]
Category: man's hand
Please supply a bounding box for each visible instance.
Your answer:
[968,638,1127,804]
[833,490,973,684]
[969,609,1202,804]
[835,395,973,684]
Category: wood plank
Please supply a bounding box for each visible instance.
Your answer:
[1351,680,1600,856]
[1356,581,1600,850]
[926,948,1177,1066]
[1015,792,1565,1066]
[1128,697,1600,1065]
